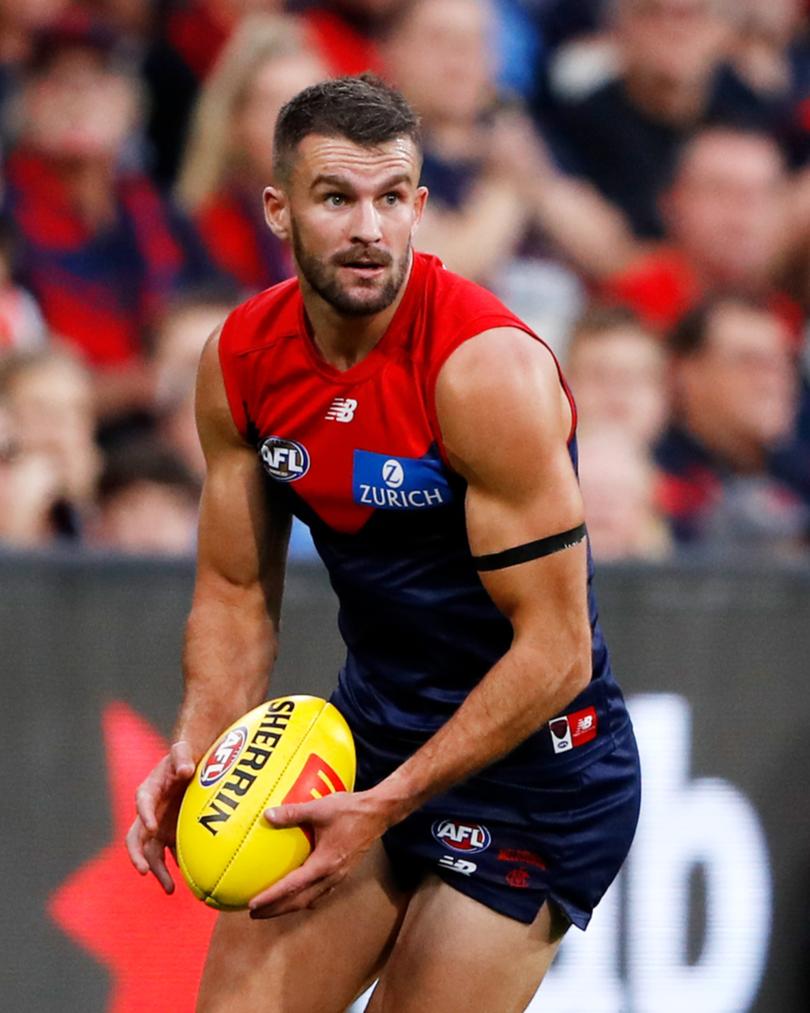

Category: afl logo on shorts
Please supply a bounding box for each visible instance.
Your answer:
[199,726,248,787]
[431,819,492,853]
[260,437,310,482]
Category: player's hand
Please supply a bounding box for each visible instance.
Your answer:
[125,741,196,894]
[248,790,390,918]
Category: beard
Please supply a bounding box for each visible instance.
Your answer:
[290,221,410,317]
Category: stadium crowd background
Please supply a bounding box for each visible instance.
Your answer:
[1,0,809,564]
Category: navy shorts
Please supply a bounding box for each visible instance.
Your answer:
[348,717,641,929]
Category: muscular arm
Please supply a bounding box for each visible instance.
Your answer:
[374,327,591,815]
[127,327,290,890]
[177,328,291,758]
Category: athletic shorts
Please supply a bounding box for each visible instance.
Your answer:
[343,713,641,930]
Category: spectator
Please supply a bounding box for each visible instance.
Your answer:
[0,0,72,147]
[152,286,240,481]
[577,427,672,561]
[176,14,327,293]
[601,126,799,333]
[88,438,200,555]
[4,14,212,381]
[545,0,775,238]
[566,303,669,449]
[0,346,100,544]
[0,217,45,350]
[655,296,809,555]
[383,0,632,346]
[0,399,60,547]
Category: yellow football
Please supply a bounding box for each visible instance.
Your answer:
[176,695,356,910]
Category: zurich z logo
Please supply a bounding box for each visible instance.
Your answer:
[353,449,452,510]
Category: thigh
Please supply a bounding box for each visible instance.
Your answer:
[367,877,568,1013]
[197,842,410,1013]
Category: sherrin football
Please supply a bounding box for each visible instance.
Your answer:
[176,695,356,910]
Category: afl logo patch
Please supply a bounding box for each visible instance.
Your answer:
[200,727,248,787]
[431,819,492,854]
[260,437,310,482]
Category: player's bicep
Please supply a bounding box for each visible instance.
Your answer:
[436,328,588,633]
[193,331,291,613]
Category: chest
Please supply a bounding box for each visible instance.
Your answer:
[248,345,457,534]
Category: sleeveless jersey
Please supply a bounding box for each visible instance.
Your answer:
[219,252,630,775]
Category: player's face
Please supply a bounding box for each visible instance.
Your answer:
[265,134,427,317]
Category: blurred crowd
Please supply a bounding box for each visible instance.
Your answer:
[1,0,810,563]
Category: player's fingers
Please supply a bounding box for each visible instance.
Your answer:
[248,859,330,914]
[250,876,336,919]
[143,837,175,894]
[125,819,150,875]
[170,740,196,780]
[135,781,159,834]
[263,802,311,828]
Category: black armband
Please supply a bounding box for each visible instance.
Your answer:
[473,523,587,572]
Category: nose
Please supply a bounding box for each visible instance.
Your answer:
[349,199,382,245]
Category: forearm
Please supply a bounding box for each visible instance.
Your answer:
[372,629,591,824]
[531,176,637,280]
[174,585,277,760]
[416,179,525,281]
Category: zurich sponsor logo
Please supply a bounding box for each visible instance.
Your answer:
[260,436,310,482]
[432,819,492,854]
[353,449,453,510]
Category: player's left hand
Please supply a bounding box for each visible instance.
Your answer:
[248,789,391,918]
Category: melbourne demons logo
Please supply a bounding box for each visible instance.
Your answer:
[199,727,248,787]
[260,437,310,482]
[432,820,492,853]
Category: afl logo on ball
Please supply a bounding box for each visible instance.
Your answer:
[260,437,310,482]
[200,726,248,787]
[432,819,492,853]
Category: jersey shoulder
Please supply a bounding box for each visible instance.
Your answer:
[412,253,537,392]
[219,276,301,359]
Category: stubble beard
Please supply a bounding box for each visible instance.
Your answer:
[290,221,410,317]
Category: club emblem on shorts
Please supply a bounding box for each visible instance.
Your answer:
[549,705,598,754]
[199,726,248,787]
[505,868,531,889]
[497,848,547,871]
[260,436,310,482]
[438,855,477,876]
[432,819,491,853]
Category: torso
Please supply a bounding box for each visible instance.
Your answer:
[219,252,628,773]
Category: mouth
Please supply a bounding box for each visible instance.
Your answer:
[338,262,387,279]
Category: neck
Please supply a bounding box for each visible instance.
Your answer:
[56,157,116,230]
[681,409,766,472]
[301,253,413,372]
[624,71,708,126]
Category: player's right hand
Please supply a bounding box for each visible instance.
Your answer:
[125,741,196,894]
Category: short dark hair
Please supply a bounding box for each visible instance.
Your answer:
[273,73,421,182]
[667,295,770,358]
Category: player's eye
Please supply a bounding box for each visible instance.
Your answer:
[325,193,347,207]
[382,192,401,206]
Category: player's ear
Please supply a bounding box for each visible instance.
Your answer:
[412,185,429,232]
[264,186,290,241]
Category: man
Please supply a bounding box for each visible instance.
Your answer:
[601,126,797,332]
[656,295,808,554]
[127,75,641,1011]
[546,0,773,238]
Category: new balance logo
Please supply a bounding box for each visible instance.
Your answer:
[325,398,358,423]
